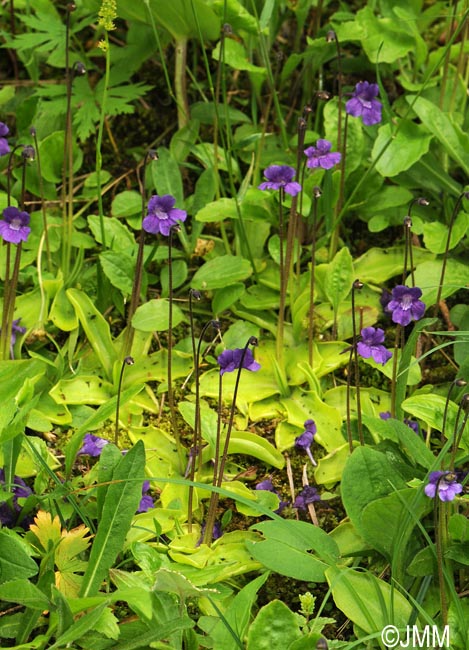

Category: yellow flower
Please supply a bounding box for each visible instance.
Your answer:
[98,0,117,31]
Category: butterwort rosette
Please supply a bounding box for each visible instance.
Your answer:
[0,206,31,244]
[0,122,10,156]
[294,419,317,466]
[304,139,341,170]
[357,327,392,365]
[424,471,463,502]
[217,348,261,376]
[143,194,187,236]
[346,81,382,126]
[258,165,302,196]
[387,285,426,326]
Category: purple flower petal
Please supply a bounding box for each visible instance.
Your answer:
[78,433,110,457]
[217,348,261,376]
[143,194,187,237]
[258,165,302,196]
[357,327,392,365]
[387,285,426,326]
[0,206,31,244]
[305,139,341,170]
[346,81,382,126]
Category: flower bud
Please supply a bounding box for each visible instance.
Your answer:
[313,186,322,199]
[148,149,158,161]
[124,356,134,365]
[403,215,412,228]
[417,197,429,206]
[326,30,336,42]
[74,62,87,76]
[316,90,331,101]
[248,336,259,347]
[353,279,364,290]
[190,289,202,300]
[29,126,37,137]
[21,145,35,161]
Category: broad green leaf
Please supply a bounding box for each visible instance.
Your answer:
[48,603,109,650]
[409,96,469,174]
[195,197,239,223]
[191,255,252,290]
[111,190,142,218]
[132,298,185,332]
[116,0,220,40]
[50,376,113,405]
[112,616,194,650]
[88,214,135,250]
[0,360,45,442]
[49,286,78,331]
[414,259,469,305]
[212,39,266,75]
[325,566,414,634]
[0,531,38,584]
[423,212,469,254]
[225,431,284,469]
[247,520,339,582]
[323,247,354,317]
[191,101,251,125]
[372,120,432,176]
[354,246,433,284]
[341,447,407,540]
[198,573,268,650]
[212,283,246,313]
[80,441,146,597]
[361,489,432,564]
[356,6,418,63]
[100,250,135,295]
[39,131,82,182]
[66,289,117,381]
[402,393,462,442]
[247,600,301,649]
[0,579,50,610]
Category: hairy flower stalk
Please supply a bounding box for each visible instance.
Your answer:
[259,165,301,362]
[434,190,469,314]
[0,152,33,361]
[203,337,260,545]
[308,186,322,367]
[122,150,158,358]
[448,393,469,471]
[114,356,134,446]
[346,280,364,449]
[187,317,220,532]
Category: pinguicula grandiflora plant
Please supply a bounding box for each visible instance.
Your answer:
[2,0,469,648]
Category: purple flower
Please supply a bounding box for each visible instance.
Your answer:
[404,418,420,435]
[78,433,110,457]
[424,471,463,502]
[0,206,31,244]
[0,468,33,528]
[217,348,261,376]
[137,480,154,513]
[357,327,392,366]
[345,81,382,126]
[304,139,341,170]
[380,412,420,435]
[258,165,302,196]
[387,285,426,326]
[197,521,223,545]
[142,194,187,236]
[0,122,10,156]
[294,485,320,510]
[295,420,317,466]
[256,478,288,513]
[9,318,26,359]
